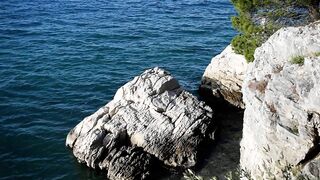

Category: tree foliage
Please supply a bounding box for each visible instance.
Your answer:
[230,0,320,62]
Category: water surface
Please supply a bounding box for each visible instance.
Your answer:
[0,0,236,179]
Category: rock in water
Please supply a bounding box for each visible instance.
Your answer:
[200,45,247,108]
[241,21,320,179]
[66,67,214,180]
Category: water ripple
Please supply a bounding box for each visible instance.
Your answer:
[0,0,236,179]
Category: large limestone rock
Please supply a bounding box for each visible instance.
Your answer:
[241,21,320,179]
[200,45,247,108]
[66,67,214,180]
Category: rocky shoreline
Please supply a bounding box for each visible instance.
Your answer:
[201,21,320,179]
[67,21,320,179]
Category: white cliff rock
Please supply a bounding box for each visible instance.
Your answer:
[201,45,247,108]
[66,67,214,180]
[241,21,320,179]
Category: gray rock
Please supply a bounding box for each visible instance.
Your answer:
[241,21,320,179]
[200,45,247,108]
[66,67,214,180]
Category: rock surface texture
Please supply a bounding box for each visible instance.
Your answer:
[200,45,247,108]
[241,21,320,179]
[66,67,214,180]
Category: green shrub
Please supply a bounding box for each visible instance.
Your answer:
[231,34,262,62]
[230,0,278,62]
[314,52,320,56]
[230,0,319,62]
[290,56,305,65]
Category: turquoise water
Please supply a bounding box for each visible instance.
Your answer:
[0,0,236,179]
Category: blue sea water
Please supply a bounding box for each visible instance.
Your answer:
[0,0,236,179]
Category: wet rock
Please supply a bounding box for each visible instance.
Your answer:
[66,67,214,180]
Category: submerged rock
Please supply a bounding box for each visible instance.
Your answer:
[66,67,214,180]
[200,45,247,108]
[241,21,320,179]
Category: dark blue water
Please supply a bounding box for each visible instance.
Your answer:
[0,0,236,179]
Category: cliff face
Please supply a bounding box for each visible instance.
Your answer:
[241,21,320,179]
[200,45,247,108]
